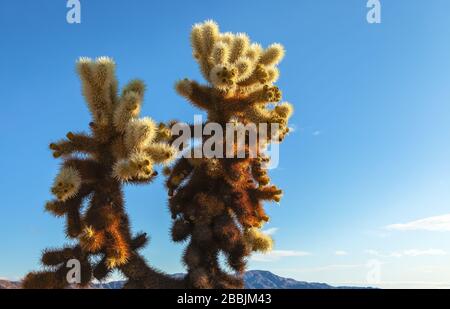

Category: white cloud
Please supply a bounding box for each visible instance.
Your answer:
[365,249,382,256]
[262,227,278,235]
[322,280,450,289]
[298,264,363,272]
[402,249,447,257]
[271,264,364,274]
[385,214,450,232]
[365,249,447,258]
[312,130,321,136]
[335,250,348,256]
[251,250,311,262]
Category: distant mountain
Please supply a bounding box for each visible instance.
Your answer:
[0,280,21,289]
[0,270,372,289]
[243,270,371,289]
[244,270,334,289]
[94,281,125,289]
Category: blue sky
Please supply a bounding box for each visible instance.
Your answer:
[1,0,450,288]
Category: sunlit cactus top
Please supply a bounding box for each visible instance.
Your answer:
[175,20,292,140]
[51,57,176,184]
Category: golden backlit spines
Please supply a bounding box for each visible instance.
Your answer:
[245,43,263,61]
[259,43,285,67]
[113,91,142,132]
[174,79,211,110]
[121,79,146,98]
[247,85,282,105]
[229,33,250,64]
[124,117,157,153]
[49,132,97,158]
[274,101,294,119]
[80,226,105,253]
[190,23,204,60]
[209,65,238,90]
[200,20,220,58]
[251,155,271,186]
[211,42,229,65]
[154,122,173,142]
[105,221,131,269]
[113,152,154,181]
[76,57,116,127]
[243,227,273,253]
[175,78,193,97]
[186,21,286,98]
[144,143,177,165]
[51,166,81,202]
[234,57,253,82]
[94,56,116,87]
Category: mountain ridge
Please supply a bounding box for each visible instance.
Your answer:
[0,270,373,289]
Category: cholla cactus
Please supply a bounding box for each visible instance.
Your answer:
[167,21,293,288]
[23,57,180,288]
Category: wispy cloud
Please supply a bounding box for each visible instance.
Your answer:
[272,264,364,274]
[262,227,278,235]
[320,280,450,289]
[365,249,447,258]
[312,130,321,136]
[385,214,450,232]
[288,124,298,133]
[251,250,311,262]
[334,250,348,256]
[401,249,447,257]
[300,264,363,272]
